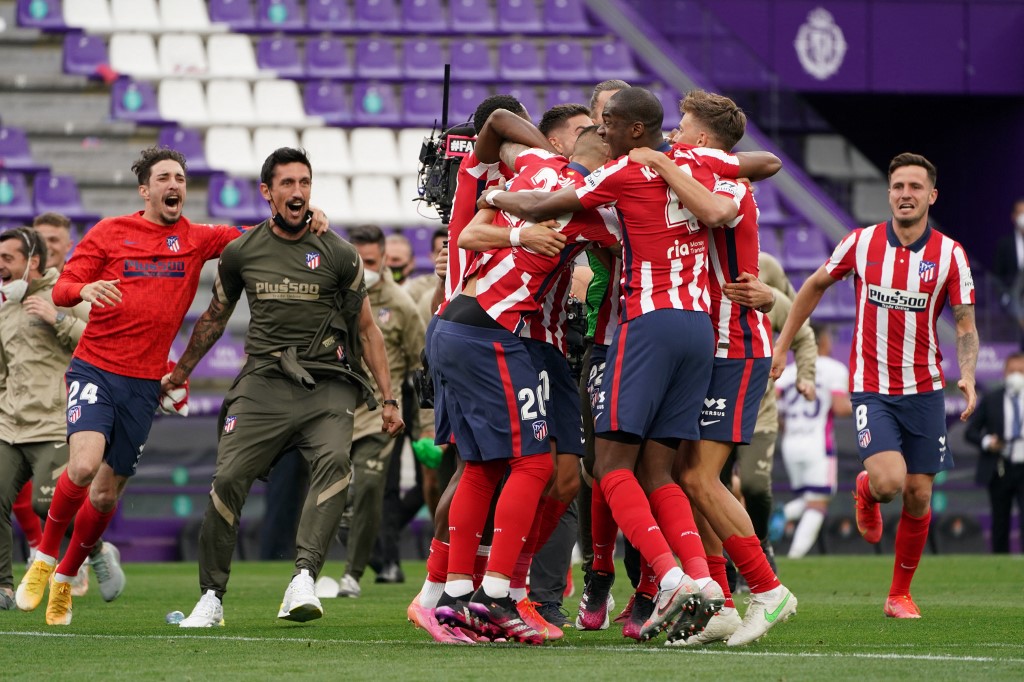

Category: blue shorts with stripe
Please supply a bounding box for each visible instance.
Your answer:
[851,390,953,474]
[584,343,609,426]
[65,357,161,478]
[698,357,771,445]
[432,320,551,461]
[523,338,585,456]
[595,309,715,441]
[424,315,453,446]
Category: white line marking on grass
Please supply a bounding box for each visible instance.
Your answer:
[2,631,1023,663]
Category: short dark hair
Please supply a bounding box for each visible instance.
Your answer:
[589,79,631,117]
[888,153,936,186]
[33,212,72,231]
[132,146,187,185]
[607,87,663,133]
[680,89,747,150]
[260,147,313,187]
[0,226,47,273]
[432,227,447,251]
[539,103,591,135]
[349,224,386,249]
[472,94,527,133]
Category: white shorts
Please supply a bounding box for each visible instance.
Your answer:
[780,435,837,497]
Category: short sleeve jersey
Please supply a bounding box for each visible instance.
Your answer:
[777,355,849,455]
[52,212,242,379]
[215,221,366,362]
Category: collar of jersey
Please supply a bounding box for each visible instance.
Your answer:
[566,161,592,178]
[656,141,672,153]
[885,219,932,252]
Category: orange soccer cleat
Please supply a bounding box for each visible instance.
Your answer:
[884,594,921,619]
[854,471,883,544]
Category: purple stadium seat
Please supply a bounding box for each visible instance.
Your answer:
[0,171,34,222]
[307,0,352,30]
[499,40,544,81]
[63,33,110,78]
[758,227,782,259]
[403,38,444,80]
[303,80,351,125]
[544,41,589,82]
[591,41,639,81]
[17,0,66,30]
[450,0,495,33]
[449,83,490,126]
[504,85,540,121]
[208,0,257,30]
[0,126,48,173]
[402,83,443,127]
[257,37,304,78]
[111,78,164,125]
[752,181,795,228]
[257,0,303,31]
[543,0,590,33]
[710,39,771,89]
[354,0,400,31]
[542,85,587,113]
[498,0,542,33]
[157,127,211,175]
[305,38,352,79]
[781,225,829,271]
[401,0,447,32]
[353,82,401,125]
[450,40,495,80]
[355,38,401,79]
[32,174,100,225]
[208,174,264,224]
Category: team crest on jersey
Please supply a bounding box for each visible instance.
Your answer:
[377,307,391,325]
[336,344,347,362]
[223,415,237,434]
[67,405,81,424]
[858,428,872,449]
[532,420,548,441]
[306,252,320,270]
[919,260,936,283]
[166,236,180,252]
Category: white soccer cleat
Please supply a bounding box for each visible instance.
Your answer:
[313,575,340,599]
[666,606,742,646]
[337,573,361,598]
[70,561,90,597]
[278,569,323,622]
[179,590,225,628]
[90,542,126,602]
[727,585,797,646]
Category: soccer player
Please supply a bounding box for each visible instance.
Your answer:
[169,148,402,627]
[772,152,978,618]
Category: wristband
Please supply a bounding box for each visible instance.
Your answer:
[485,189,503,206]
[509,227,522,247]
[382,399,399,408]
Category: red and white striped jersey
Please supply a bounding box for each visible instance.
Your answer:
[520,267,572,354]
[825,221,975,395]
[706,179,773,359]
[576,142,740,321]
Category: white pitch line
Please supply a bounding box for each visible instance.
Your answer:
[1,631,1022,664]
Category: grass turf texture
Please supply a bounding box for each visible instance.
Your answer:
[1,555,1022,681]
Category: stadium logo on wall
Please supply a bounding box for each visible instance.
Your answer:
[858,428,872,449]
[223,415,237,433]
[919,260,937,283]
[67,405,81,424]
[794,8,847,81]
[306,252,320,270]
[166,236,180,252]
[533,420,548,441]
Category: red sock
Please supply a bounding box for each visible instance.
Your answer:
[707,554,734,608]
[648,484,710,580]
[858,470,877,503]
[600,469,675,581]
[511,500,546,589]
[426,538,450,583]
[38,472,90,559]
[12,482,42,548]
[890,508,931,597]
[723,534,780,593]
[57,498,115,577]
[535,496,570,553]
[447,460,505,575]
[637,559,658,598]
[473,547,489,588]
[591,479,618,573]
[486,454,553,577]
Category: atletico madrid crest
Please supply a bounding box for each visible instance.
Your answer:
[532,420,548,441]
[166,236,180,252]
[306,252,320,270]
[223,415,237,433]
[919,260,936,283]
[68,405,81,424]
[377,307,391,325]
[858,428,872,449]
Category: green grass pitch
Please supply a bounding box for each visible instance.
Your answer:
[2,555,1022,681]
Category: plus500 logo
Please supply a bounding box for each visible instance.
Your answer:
[866,284,928,312]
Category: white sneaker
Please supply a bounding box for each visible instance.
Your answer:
[338,573,361,598]
[179,590,225,628]
[727,585,797,646]
[278,569,323,622]
[70,561,90,598]
[90,542,126,602]
[666,606,741,646]
[313,575,340,599]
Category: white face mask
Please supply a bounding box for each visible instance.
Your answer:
[1006,371,1024,395]
[362,268,381,289]
[0,276,28,305]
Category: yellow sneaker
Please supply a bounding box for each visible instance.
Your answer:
[16,559,55,612]
[46,579,73,625]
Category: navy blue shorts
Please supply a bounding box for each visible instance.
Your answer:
[595,309,715,441]
[523,338,585,456]
[851,390,953,474]
[585,343,609,427]
[432,320,551,461]
[425,315,453,446]
[65,357,161,478]
[699,357,771,445]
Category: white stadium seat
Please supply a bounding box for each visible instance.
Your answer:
[207,34,260,79]
[852,180,891,225]
[804,134,854,180]
[158,33,208,77]
[63,0,113,32]
[206,79,256,125]
[301,127,353,175]
[111,0,161,31]
[205,126,256,177]
[109,33,161,80]
[253,127,301,163]
[397,128,433,178]
[159,0,218,33]
[399,175,437,224]
[253,80,310,126]
[351,176,404,224]
[849,146,883,180]
[158,78,209,126]
[309,175,352,223]
[349,128,401,176]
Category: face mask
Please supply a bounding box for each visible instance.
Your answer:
[1016,214,1024,231]
[273,210,313,234]
[1006,371,1024,395]
[391,267,408,284]
[363,268,381,289]
[0,278,28,304]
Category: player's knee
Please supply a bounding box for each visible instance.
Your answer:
[66,459,99,486]
[89,488,118,512]
[902,484,931,511]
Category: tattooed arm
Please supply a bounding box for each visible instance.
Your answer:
[163,295,237,391]
[953,303,979,421]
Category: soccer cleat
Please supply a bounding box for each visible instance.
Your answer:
[575,570,615,630]
[374,563,405,584]
[278,569,323,622]
[70,562,90,598]
[16,558,55,612]
[180,589,225,628]
[622,592,655,641]
[337,573,361,598]
[517,599,563,640]
[90,542,126,602]
[884,594,921,619]
[466,589,545,645]
[536,601,572,630]
[407,598,475,644]
[727,585,798,646]
[613,592,635,624]
[435,592,491,640]
[854,471,883,544]
[45,579,73,625]
[665,580,726,642]
[0,588,15,611]
[667,606,742,646]
[639,575,701,641]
